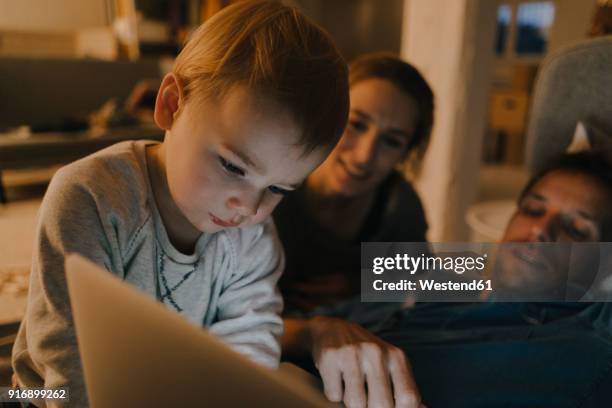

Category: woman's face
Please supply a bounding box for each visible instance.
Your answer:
[312,78,420,197]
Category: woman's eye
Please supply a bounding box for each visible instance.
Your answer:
[382,135,403,149]
[219,156,245,177]
[268,185,289,196]
[348,119,368,132]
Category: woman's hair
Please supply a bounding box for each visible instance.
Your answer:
[519,151,612,240]
[172,0,349,155]
[348,53,434,165]
[588,2,612,37]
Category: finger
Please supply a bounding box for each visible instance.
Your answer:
[317,353,344,402]
[388,347,422,408]
[341,350,366,408]
[360,344,394,408]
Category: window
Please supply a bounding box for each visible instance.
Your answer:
[494,1,556,59]
[495,5,513,56]
[515,2,555,55]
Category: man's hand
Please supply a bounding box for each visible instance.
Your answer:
[308,316,424,408]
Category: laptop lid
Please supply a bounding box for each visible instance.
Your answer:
[65,254,335,407]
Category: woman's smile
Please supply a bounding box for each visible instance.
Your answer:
[337,157,371,181]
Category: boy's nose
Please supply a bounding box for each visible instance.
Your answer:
[228,190,264,217]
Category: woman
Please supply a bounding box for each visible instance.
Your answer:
[284,150,612,408]
[274,53,434,314]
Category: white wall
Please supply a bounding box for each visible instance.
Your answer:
[0,0,111,31]
[401,0,498,241]
[548,0,597,54]
[400,0,598,242]
[293,0,405,61]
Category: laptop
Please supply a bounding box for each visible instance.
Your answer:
[65,254,338,407]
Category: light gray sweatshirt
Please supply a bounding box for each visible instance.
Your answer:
[11,141,284,407]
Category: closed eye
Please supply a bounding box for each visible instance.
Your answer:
[268,185,290,196]
[219,156,245,177]
[566,225,590,241]
[521,206,545,217]
[563,216,596,241]
[519,199,545,217]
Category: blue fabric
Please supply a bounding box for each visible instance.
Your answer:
[374,302,612,408]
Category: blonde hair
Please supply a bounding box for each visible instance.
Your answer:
[173,0,349,154]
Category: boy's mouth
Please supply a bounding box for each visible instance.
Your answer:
[209,213,240,228]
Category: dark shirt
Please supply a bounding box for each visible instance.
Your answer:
[273,172,428,315]
[294,300,612,408]
[374,302,612,408]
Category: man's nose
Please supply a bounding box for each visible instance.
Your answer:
[529,214,559,242]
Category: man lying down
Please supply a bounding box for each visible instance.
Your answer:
[282,151,612,408]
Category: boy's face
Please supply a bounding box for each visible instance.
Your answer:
[156,76,327,233]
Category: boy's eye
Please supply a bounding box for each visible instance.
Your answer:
[219,156,245,177]
[268,185,289,196]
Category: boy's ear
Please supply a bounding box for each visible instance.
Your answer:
[154,73,184,130]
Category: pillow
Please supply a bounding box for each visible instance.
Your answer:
[567,120,612,158]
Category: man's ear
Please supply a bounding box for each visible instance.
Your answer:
[154,73,184,130]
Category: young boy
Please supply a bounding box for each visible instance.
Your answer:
[11,1,349,405]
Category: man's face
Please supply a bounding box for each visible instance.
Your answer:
[503,170,606,243]
[496,170,609,297]
[163,85,327,233]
